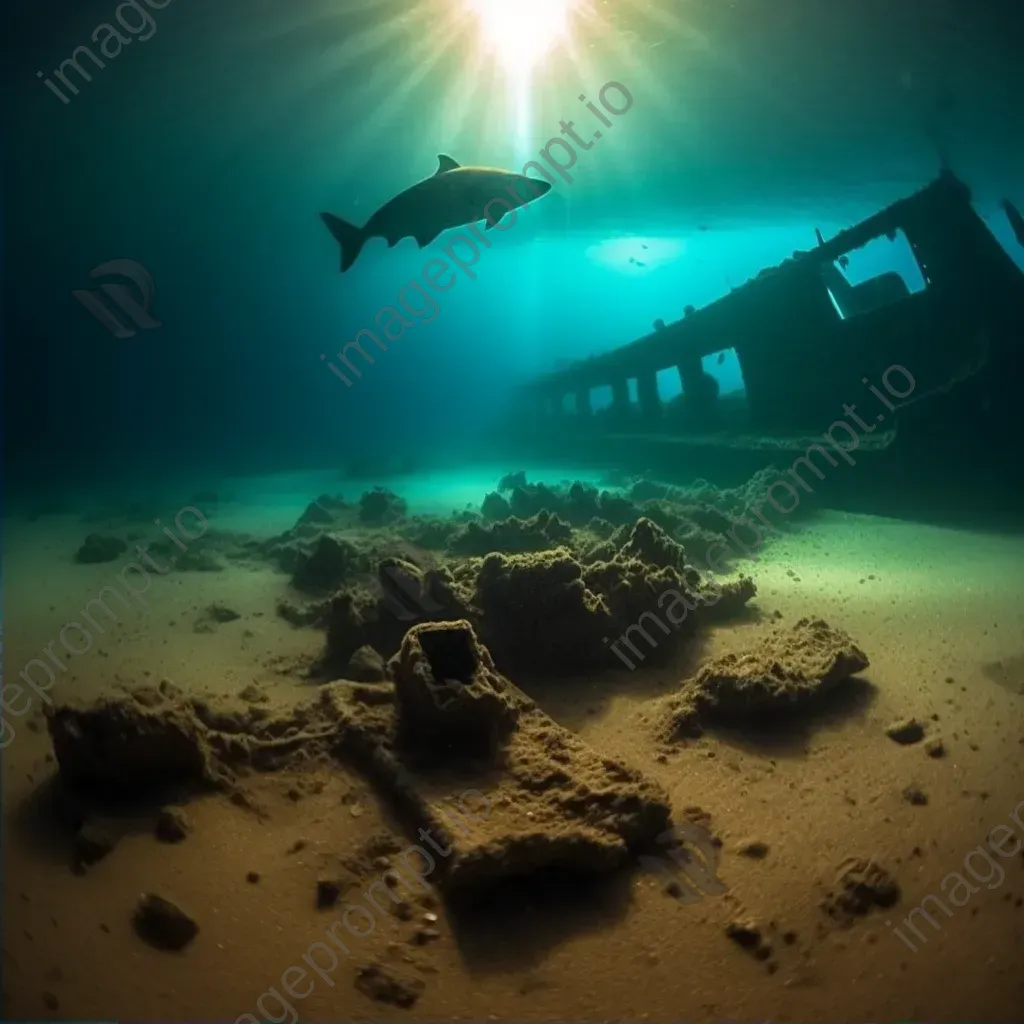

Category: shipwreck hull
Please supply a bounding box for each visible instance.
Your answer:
[501,172,1024,523]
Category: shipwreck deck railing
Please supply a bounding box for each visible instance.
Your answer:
[515,172,1023,441]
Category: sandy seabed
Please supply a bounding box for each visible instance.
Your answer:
[3,469,1024,1023]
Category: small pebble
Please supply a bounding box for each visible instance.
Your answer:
[885,718,925,745]
[902,785,928,806]
[155,807,191,843]
[133,893,198,951]
[737,839,770,859]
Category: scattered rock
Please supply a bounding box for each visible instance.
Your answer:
[155,807,191,842]
[354,962,424,1008]
[346,645,387,683]
[133,893,198,951]
[821,858,900,926]
[75,533,128,564]
[72,823,117,869]
[411,927,441,945]
[276,598,327,628]
[725,918,773,961]
[246,871,260,884]
[886,718,926,745]
[206,603,241,623]
[681,805,714,830]
[902,784,928,806]
[925,737,946,758]
[194,601,242,632]
[736,839,769,859]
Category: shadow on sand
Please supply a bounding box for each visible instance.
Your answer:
[446,862,638,974]
[696,674,879,759]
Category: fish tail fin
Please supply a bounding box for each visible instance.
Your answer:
[1002,199,1024,249]
[320,212,365,272]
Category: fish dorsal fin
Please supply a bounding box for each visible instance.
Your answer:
[435,154,460,175]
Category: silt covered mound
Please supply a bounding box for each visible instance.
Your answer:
[324,620,673,894]
[45,680,341,801]
[44,622,672,898]
[661,617,870,737]
[477,467,808,563]
[317,517,756,677]
[273,465,803,601]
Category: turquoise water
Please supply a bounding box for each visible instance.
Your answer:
[5,0,1023,496]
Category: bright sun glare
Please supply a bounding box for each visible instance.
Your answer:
[274,0,706,174]
[465,0,574,73]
